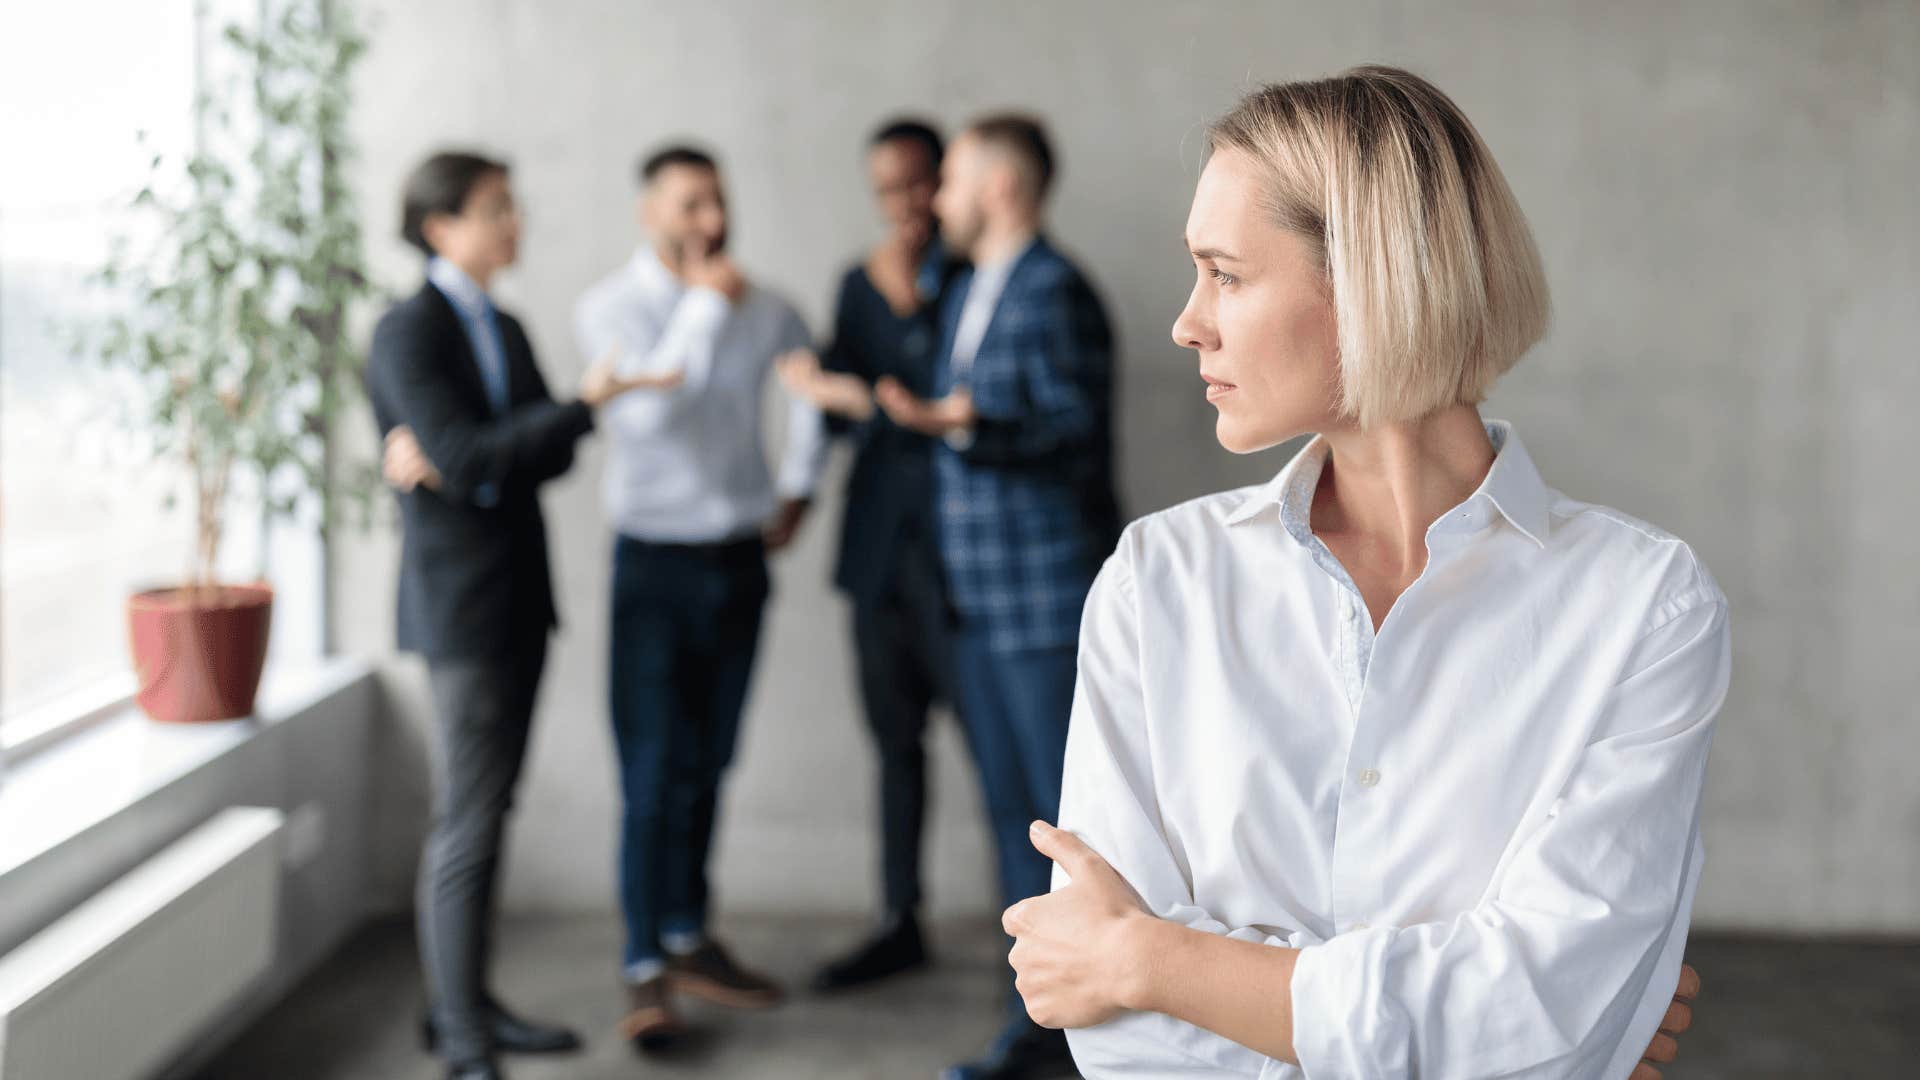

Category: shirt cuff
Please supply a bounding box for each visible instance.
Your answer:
[1288,929,1389,1080]
[774,472,815,501]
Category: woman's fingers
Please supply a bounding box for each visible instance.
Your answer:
[1002,898,1034,937]
[1660,998,1693,1034]
[1028,821,1102,879]
[1629,1063,1663,1080]
[1676,962,1702,1000]
[1643,1031,1680,1064]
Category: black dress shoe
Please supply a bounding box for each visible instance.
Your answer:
[812,911,930,991]
[446,1058,506,1080]
[423,996,583,1056]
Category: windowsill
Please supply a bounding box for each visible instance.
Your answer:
[0,657,372,881]
[0,674,139,761]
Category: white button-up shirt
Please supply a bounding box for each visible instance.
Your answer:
[1056,421,1730,1080]
[574,248,826,543]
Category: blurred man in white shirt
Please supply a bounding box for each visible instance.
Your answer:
[574,145,825,1051]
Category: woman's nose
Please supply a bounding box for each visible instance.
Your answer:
[1172,295,1213,352]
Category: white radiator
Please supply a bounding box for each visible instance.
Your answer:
[0,806,284,1080]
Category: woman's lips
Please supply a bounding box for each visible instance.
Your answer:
[1202,374,1237,401]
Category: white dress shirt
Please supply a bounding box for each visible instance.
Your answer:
[1056,421,1730,1080]
[574,248,826,543]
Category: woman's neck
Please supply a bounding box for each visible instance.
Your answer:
[1314,405,1495,576]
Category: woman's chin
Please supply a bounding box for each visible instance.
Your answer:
[1214,415,1264,455]
[1215,411,1303,456]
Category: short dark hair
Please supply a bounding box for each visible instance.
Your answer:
[868,117,943,169]
[968,113,1055,200]
[400,151,508,257]
[638,144,719,186]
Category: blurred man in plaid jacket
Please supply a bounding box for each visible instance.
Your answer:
[875,112,1119,1080]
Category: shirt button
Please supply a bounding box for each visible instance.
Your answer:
[1357,768,1381,787]
[1353,921,1372,931]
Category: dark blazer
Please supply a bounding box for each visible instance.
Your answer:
[363,283,595,659]
[930,236,1121,654]
[818,260,957,605]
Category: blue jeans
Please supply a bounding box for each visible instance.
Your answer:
[609,535,768,969]
[954,632,1078,1035]
[954,633,1078,912]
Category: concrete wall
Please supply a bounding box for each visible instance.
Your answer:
[333,1,1920,934]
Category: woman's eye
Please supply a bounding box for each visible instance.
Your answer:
[1208,267,1237,286]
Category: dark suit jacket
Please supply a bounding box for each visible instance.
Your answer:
[817,260,957,605]
[930,236,1121,653]
[363,283,595,659]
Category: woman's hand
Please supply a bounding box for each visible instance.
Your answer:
[1002,821,1154,1030]
[1632,962,1701,1080]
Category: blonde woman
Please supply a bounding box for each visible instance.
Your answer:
[1003,67,1725,1079]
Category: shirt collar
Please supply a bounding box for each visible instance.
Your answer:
[425,256,491,320]
[1225,419,1551,548]
[1474,421,1551,546]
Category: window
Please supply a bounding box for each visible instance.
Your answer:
[0,1,321,748]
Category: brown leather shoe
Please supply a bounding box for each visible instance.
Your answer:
[617,976,684,1052]
[665,939,785,1009]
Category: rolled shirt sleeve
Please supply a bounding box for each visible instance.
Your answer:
[1058,530,1317,1077]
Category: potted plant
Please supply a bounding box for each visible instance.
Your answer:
[74,0,376,723]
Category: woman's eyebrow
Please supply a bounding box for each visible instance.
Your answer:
[1184,239,1242,262]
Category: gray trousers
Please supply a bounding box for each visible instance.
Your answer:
[419,635,547,1065]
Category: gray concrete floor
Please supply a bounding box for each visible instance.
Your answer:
[193,915,1920,1079]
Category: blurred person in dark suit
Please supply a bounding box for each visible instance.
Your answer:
[366,150,674,1080]
[778,117,965,992]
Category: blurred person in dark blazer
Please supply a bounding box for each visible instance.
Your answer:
[778,117,965,992]
[365,150,675,1080]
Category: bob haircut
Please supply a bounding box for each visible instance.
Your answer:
[1208,65,1550,429]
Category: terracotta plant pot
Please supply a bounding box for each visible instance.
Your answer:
[127,582,274,723]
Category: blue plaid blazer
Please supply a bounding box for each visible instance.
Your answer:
[933,236,1121,654]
